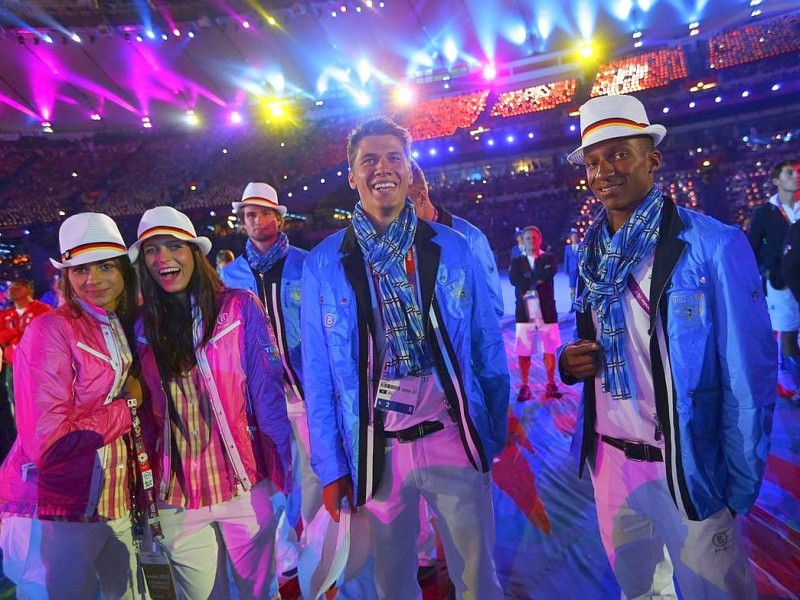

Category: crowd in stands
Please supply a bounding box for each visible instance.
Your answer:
[709,12,800,70]
[590,48,688,97]
[395,90,489,140]
[0,27,798,283]
[489,80,576,118]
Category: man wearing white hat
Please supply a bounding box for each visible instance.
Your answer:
[221,182,322,583]
[559,94,775,599]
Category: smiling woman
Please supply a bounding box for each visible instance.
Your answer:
[0,212,143,599]
[130,205,292,599]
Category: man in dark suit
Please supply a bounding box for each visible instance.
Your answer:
[509,226,562,401]
[748,159,800,394]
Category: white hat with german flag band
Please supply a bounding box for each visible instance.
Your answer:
[128,206,212,262]
[232,182,287,216]
[50,212,128,270]
[567,94,667,165]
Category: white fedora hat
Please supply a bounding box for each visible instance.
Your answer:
[128,206,212,262]
[297,505,372,600]
[567,94,666,165]
[232,182,287,216]
[50,213,128,270]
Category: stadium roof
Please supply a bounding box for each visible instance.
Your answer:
[0,0,797,134]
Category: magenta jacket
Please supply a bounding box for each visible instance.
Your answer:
[136,288,292,499]
[0,304,133,517]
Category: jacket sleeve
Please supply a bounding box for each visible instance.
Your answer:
[241,293,293,493]
[0,325,20,347]
[300,257,352,486]
[746,207,765,267]
[781,222,800,303]
[530,253,557,282]
[13,315,132,470]
[470,230,504,318]
[508,256,530,290]
[712,228,776,515]
[466,245,510,457]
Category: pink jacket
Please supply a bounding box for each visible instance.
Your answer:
[0,305,133,517]
[136,289,292,499]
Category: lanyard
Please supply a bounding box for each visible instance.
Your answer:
[128,399,163,542]
[627,273,650,316]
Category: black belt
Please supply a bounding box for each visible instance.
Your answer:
[601,435,663,462]
[384,421,444,443]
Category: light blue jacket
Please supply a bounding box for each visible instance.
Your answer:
[301,221,510,505]
[437,206,504,318]
[221,246,307,399]
[563,201,776,520]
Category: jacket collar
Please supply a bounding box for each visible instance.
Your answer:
[339,221,441,328]
[649,197,686,332]
[435,205,454,228]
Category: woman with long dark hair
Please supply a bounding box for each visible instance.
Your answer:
[131,206,291,599]
[0,213,142,599]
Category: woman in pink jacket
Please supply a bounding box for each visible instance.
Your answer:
[131,206,291,599]
[0,213,142,599]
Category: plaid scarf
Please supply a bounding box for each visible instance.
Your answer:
[575,185,664,401]
[245,232,289,275]
[352,199,430,379]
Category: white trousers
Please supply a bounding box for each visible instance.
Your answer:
[363,423,503,600]
[590,439,756,600]
[0,515,138,600]
[157,480,277,600]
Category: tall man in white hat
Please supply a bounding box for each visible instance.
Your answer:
[220,182,321,582]
[301,116,508,598]
[559,94,775,598]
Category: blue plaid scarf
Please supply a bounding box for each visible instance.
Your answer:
[574,185,664,401]
[352,199,430,379]
[245,232,289,274]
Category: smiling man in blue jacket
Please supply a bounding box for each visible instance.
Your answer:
[559,95,775,599]
[301,116,509,599]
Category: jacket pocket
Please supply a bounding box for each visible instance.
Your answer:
[318,287,353,346]
[678,387,722,441]
[436,265,472,320]
[209,320,242,345]
[76,341,113,364]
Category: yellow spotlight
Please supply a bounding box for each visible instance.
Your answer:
[269,102,285,118]
[578,40,594,59]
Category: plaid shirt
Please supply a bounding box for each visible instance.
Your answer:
[90,308,132,521]
[164,367,237,508]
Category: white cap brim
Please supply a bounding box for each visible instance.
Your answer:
[568,124,666,165]
[128,234,212,262]
[232,198,288,216]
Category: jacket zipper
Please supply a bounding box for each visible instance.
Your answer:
[208,320,241,344]
[76,341,113,364]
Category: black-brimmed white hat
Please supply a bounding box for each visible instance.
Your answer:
[50,213,128,270]
[567,95,667,165]
[128,206,212,262]
[232,182,287,216]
